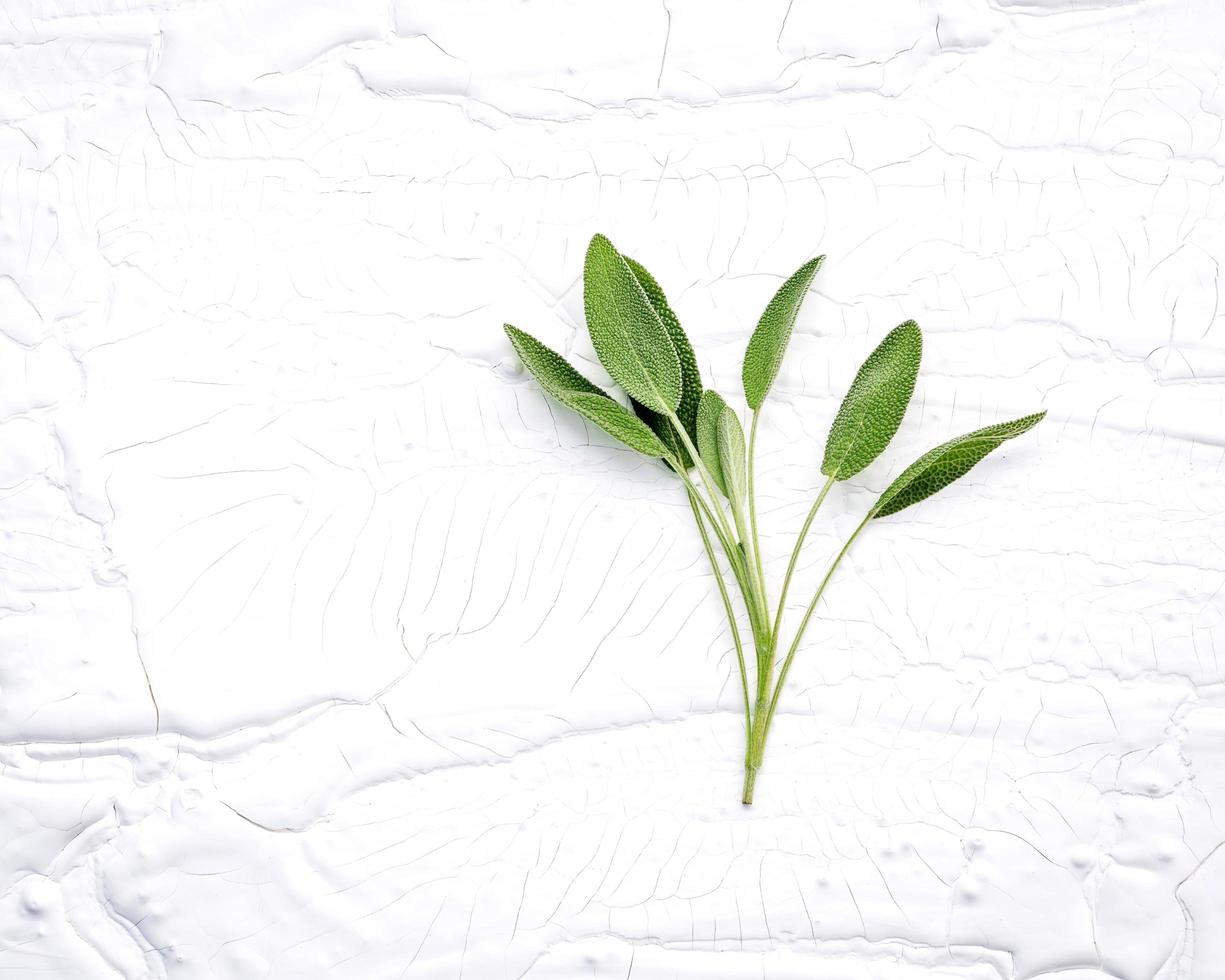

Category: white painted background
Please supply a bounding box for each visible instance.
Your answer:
[2,0,1223,977]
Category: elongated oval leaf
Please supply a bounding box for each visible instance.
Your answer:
[624,256,701,434]
[624,254,702,468]
[505,324,606,400]
[716,403,748,511]
[696,390,730,495]
[872,411,1046,518]
[741,255,824,410]
[583,234,682,414]
[558,391,671,458]
[822,320,922,480]
[505,323,668,458]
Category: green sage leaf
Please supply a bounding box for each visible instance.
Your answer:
[624,254,702,468]
[583,234,682,414]
[631,408,687,469]
[716,402,748,512]
[505,324,669,458]
[504,323,606,401]
[558,392,671,458]
[741,255,824,410]
[822,320,922,480]
[696,389,730,495]
[872,411,1047,519]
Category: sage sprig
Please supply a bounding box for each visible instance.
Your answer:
[503,234,1046,804]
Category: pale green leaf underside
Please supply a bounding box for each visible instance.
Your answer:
[717,403,748,511]
[697,389,730,495]
[742,255,824,410]
[624,254,702,468]
[822,320,922,480]
[583,234,682,414]
[505,323,668,458]
[872,411,1046,518]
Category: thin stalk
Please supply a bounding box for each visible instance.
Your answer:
[760,511,872,754]
[665,409,771,643]
[671,405,770,641]
[742,761,759,803]
[742,658,772,804]
[737,506,772,647]
[685,488,751,722]
[676,466,767,648]
[664,408,739,552]
[727,500,753,593]
[674,447,763,799]
[769,473,837,644]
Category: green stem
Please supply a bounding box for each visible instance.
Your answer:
[725,491,770,673]
[770,473,837,644]
[666,411,771,647]
[728,500,753,596]
[742,670,772,804]
[685,488,751,723]
[760,511,872,755]
[742,473,839,804]
[664,408,740,555]
[673,444,763,804]
[741,761,758,804]
[676,466,767,649]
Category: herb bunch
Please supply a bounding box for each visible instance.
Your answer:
[504,234,1044,804]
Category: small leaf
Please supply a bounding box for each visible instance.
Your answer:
[822,320,922,480]
[505,324,669,459]
[716,403,748,511]
[558,392,671,458]
[742,255,824,410]
[624,254,703,468]
[696,390,730,495]
[583,234,682,414]
[872,411,1046,519]
[504,324,606,401]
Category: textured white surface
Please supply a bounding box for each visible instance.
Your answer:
[2,0,1224,977]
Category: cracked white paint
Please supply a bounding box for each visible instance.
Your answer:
[1,0,1223,977]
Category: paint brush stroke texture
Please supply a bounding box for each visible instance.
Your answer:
[1,0,1224,977]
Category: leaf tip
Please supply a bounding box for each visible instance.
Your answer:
[741,253,827,409]
[885,319,923,361]
[503,322,526,354]
[586,232,615,258]
[787,254,826,296]
[1007,409,1048,437]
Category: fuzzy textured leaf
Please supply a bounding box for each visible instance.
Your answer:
[624,254,702,468]
[872,411,1046,518]
[822,320,922,480]
[741,255,824,410]
[696,390,730,495]
[505,324,668,458]
[504,324,606,401]
[716,403,748,511]
[583,234,682,414]
[631,409,687,469]
[559,392,671,458]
